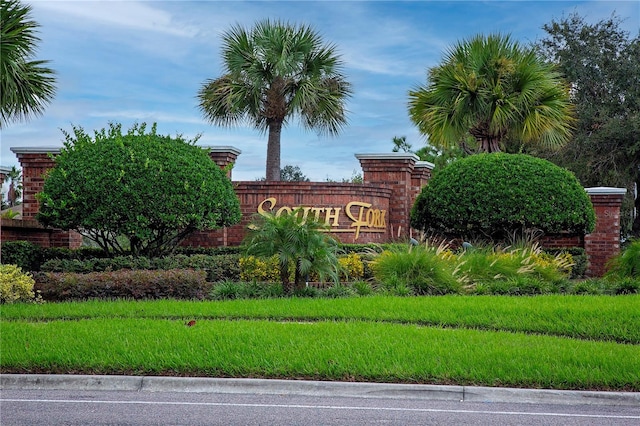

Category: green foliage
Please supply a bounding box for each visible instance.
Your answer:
[606,240,640,279]
[456,244,573,289]
[34,269,210,301]
[0,0,56,128]
[210,280,287,300]
[409,33,574,154]
[371,244,461,295]
[239,255,282,282]
[0,264,36,303]
[1,240,43,271]
[40,253,241,282]
[544,247,587,279]
[535,13,640,236]
[198,19,351,181]
[36,122,241,257]
[411,153,595,242]
[322,284,355,298]
[337,252,365,281]
[243,209,340,293]
[280,165,309,182]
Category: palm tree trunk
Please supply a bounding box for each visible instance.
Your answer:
[479,136,502,153]
[280,262,292,294]
[266,120,282,181]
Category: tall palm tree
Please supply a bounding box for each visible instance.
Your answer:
[0,0,56,128]
[408,34,574,153]
[198,20,352,181]
[243,209,339,294]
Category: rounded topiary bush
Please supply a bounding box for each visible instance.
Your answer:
[410,153,595,241]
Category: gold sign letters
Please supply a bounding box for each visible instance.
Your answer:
[257,197,386,240]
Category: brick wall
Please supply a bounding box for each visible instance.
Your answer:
[183,182,393,247]
[0,218,82,248]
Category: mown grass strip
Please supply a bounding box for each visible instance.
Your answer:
[2,295,639,343]
[2,318,638,391]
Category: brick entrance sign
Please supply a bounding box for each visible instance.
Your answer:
[1,145,628,276]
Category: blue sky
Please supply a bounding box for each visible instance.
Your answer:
[1,0,639,182]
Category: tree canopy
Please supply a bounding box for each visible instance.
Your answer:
[198,19,352,181]
[408,33,574,154]
[37,123,241,257]
[534,13,640,236]
[0,0,56,128]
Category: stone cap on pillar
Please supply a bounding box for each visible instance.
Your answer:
[585,187,627,195]
[415,160,435,170]
[355,153,420,161]
[10,146,61,155]
[202,146,242,156]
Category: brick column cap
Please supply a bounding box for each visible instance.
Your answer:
[10,146,61,155]
[415,161,434,170]
[201,145,242,156]
[355,153,419,161]
[0,166,12,174]
[585,187,627,196]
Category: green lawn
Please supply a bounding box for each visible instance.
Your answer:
[2,295,639,391]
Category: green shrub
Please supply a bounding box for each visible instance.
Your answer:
[36,122,241,257]
[606,239,640,278]
[239,255,282,282]
[352,280,374,296]
[371,244,461,295]
[322,284,356,298]
[411,153,596,242]
[40,253,241,282]
[34,269,210,301]
[455,244,572,291]
[292,286,320,298]
[210,280,243,300]
[0,265,37,303]
[611,278,640,295]
[1,241,44,271]
[338,252,365,281]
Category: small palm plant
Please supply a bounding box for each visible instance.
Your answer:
[243,209,340,294]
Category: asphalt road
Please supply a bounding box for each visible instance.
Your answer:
[3,388,640,426]
[1,375,639,425]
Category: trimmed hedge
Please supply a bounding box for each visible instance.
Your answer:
[34,269,210,301]
[40,254,241,282]
[411,153,596,242]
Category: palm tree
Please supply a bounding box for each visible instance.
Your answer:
[198,20,352,181]
[0,0,56,128]
[408,34,574,153]
[4,165,22,206]
[243,209,340,294]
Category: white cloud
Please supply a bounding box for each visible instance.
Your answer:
[31,0,200,37]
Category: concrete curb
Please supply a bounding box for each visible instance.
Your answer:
[2,374,639,407]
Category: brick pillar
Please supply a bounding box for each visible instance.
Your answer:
[356,153,418,240]
[585,187,626,277]
[410,160,434,204]
[204,146,241,179]
[10,147,60,219]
